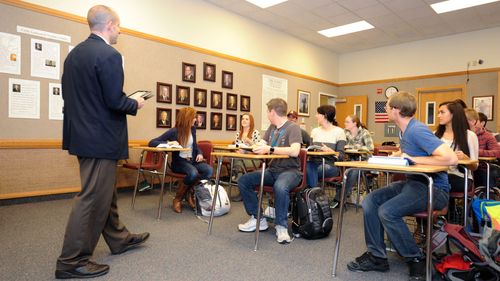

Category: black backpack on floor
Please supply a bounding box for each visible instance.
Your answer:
[292,187,333,239]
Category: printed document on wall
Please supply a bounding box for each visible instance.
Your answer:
[0,32,21,75]
[261,75,288,130]
[31,38,60,80]
[49,82,63,120]
[9,78,40,119]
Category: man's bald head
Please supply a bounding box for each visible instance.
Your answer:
[87,5,119,32]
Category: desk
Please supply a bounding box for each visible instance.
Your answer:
[131,146,190,220]
[333,161,448,281]
[307,151,339,189]
[478,156,497,200]
[213,145,240,198]
[456,159,478,227]
[208,152,288,251]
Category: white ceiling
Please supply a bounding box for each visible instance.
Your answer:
[204,0,500,53]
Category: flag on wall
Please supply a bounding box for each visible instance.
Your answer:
[375,101,389,123]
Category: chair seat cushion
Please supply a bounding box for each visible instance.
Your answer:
[123,163,159,170]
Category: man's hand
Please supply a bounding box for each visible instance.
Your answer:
[252,145,270,155]
[131,96,145,109]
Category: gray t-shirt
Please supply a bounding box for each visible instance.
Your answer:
[263,120,302,173]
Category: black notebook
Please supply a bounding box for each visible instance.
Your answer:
[128,90,153,100]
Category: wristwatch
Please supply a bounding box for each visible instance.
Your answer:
[270,147,275,154]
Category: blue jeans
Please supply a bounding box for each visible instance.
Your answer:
[306,161,340,188]
[171,158,213,185]
[238,169,302,227]
[362,180,449,260]
[335,169,368,201]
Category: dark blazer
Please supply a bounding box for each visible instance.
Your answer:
[148,126,202,163]
[62,34,138,160]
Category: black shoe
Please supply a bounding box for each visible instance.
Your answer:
[55,261,109,279]
[111,232,150,255]
[330,199,340,209]
[408,257,426,281]
[347,252,390,272]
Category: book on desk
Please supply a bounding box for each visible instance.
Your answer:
[156,143,183,149]
[368,156,415,166]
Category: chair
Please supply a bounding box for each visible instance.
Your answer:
[448,165,475,226]
[123,151,165,208]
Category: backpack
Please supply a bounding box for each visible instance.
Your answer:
[194,180,230,217]
[292,187,333,239]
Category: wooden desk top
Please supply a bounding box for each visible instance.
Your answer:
[344,149,371,155]
[378,149,398,154]
[212,152,289,160]
[133,146,191,152]
[335,161,449,173]
[457,159,479,165]
[307,151,339,156]
[479,156,497,162]
[213,145,239,151]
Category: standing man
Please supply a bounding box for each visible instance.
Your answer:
[238,98,303,244]
[347,92,457,280]
[55,5,149,279]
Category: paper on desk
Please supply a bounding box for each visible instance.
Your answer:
[156,143,183,149]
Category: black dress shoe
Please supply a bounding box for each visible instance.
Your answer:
[111,232,150,255]
[55,261,109,279]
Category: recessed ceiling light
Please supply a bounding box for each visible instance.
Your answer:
[431,0,500,14]
[245,0,288,9]
[318,21,374,38]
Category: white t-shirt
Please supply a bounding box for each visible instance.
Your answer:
[180,134,193,159]
[440,129,478,179]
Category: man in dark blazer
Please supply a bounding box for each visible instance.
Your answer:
[55,5,149,279]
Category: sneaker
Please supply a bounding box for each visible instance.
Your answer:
[330,199,340,209]
[275,225,293,244]
[238,216,269,232]
[347,252,390,272]
[263,206,276,219]
[408,257,426,281]
[138,181,152,192]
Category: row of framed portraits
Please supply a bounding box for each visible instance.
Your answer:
[157,82,250,111]
[182,62,233,89]
[157,108,239,131]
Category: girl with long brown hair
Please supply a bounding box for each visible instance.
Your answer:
[235,113,261,146]
[149,107,213,213]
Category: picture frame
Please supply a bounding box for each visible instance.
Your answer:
[176,85,190,105]
[195,111,207,130]
[156,82,172,103]
[156,108,172,128]
[226,114,237,131]
[210,91,223,109]
[193,88,207,107]
[240,95,250,112]
[297,90,310,116]
[221,70,233,89]
[210,112,223,130]
[182,62,196,83]
[473,95,494,121]
[226,93,238,111]
[203,62,216,82]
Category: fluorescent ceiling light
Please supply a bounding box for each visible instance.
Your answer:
[318,21,374,38]
[245,0,288,9]
[431,0,500,14]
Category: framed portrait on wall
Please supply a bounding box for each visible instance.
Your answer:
[222,70,233,89]
[226,114,237,131]
[211,91,223,109]
[211,112,223,130]
[203,62,216,82]
[297,90,310,116]
[227,93,237,111]
[240,95,250,112]
[156,108,171,128]
[182,62,196,83]
[195,111,206,129]
[473,95,494,121]
[194,88,207,107]
[157,82,172,103]
[176,85,190,105]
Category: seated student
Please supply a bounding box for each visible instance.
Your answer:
[465,108,500,188]
[148,107,213,213]
[287,110,311,147]
[347,92,457,280]
[330,114,374,208]
[235,113,261,146]
[306,105,346,190]
[237,98,302,244]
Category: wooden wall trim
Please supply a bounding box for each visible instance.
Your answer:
[0,186,80,200]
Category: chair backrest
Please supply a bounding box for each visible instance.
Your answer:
[293,148,308,192]
[374,145,399,156]
[143,151,165,170]
[197,140,214,166]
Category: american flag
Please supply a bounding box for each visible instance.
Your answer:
[375,101,389,123]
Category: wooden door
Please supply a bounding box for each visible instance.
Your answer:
[416,86,465,131]
[335,95,368,128]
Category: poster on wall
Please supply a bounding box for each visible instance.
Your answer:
[261,74,288,130]
[8,78,40,119]
[48,82,63,120]
[0,32,21,75]
[31,38,60,80]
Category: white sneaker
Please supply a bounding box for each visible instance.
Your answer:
[238,216,269,232]
[275,225,293,244]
